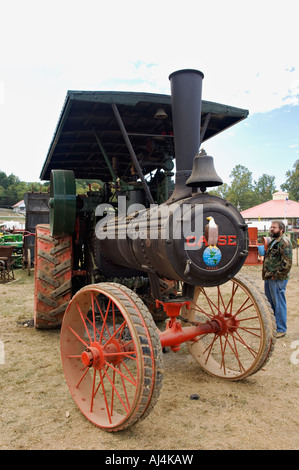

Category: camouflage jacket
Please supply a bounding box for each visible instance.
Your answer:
[262,234,292,280]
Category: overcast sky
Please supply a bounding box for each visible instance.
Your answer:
[0,0,298,190]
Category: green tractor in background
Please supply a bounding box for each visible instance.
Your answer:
[0,232,23,268]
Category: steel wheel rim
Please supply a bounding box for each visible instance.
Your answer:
[182,275,273,380]
[61,285,148,430]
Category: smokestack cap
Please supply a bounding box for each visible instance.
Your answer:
[169,69,204,80]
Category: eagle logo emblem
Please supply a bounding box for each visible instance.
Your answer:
[203,216,222,267]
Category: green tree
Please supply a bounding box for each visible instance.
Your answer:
[209,182,230,199]
[227,165,257,210]
[7,173,20,187]
[281,159,299,201]
[16,182,29,201]
[209,169,277,210]
[0,170,49,206]
[0,171,19,190]
[254,174,276,203]
[0,171,8,188]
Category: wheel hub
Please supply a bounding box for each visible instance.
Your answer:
[104,339,124,366]
[80,339,124,369]
[213,313,240,335]
[81,343,105,369]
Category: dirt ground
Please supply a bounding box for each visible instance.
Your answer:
[0,262,298,451]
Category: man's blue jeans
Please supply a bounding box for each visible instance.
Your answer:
[264,279,288,333]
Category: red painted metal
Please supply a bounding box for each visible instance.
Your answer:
[159,320,220,351]
[156,299,190,318]
[244,227,263,265]
[156,299,220,352]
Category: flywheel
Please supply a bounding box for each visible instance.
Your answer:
[49,169,76,236]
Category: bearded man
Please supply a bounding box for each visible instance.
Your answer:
[262,220,293,338]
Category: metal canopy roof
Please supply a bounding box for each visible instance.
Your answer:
[40,90,248,181]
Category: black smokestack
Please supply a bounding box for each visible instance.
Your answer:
[168,69,204,201]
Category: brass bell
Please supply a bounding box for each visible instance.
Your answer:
[154,107,168,119]
[186,153,223,191]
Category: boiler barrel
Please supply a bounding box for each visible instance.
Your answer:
[97,194,248,287]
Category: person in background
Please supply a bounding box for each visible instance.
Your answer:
[262,221,292,338]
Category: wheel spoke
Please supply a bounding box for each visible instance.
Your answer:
[67,325,89,348]
[110,369,116,417]
[233,330,259,358]
[99,299,112,343]
[200,288,220,317]
[75,366,89,388]
[191,300,214,320]
[223,282,238,315]
[91,292,97,341]
[122,339,135,352]
[232,297,254,317]
[104,351,136,359]
[93,294,112,340]
[102,367,130,414]
[105,361,137,386]
[224,334,246,373]
[217,286,227,314]
[98,369,112,423]
[90,368,97,412]
[119,359,138,384]
[76,301,92,343]
[104,321,127,347]
[85,313,109,344]
[119,363,131,409]
[238,315,259,323]
[202,334,218,362]
[219,335,228,374]
[238,325,261,338]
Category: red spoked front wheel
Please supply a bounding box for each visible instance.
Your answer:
[60,283,163,431]
[181,274,276,380]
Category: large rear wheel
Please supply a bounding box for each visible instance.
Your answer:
[60,282,163,431]
[34,224,72,329]
[181,274,276,380]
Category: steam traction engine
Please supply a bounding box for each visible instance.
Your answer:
[35,70,276,431]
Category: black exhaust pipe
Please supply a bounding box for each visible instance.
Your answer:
[168,69,204,202]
